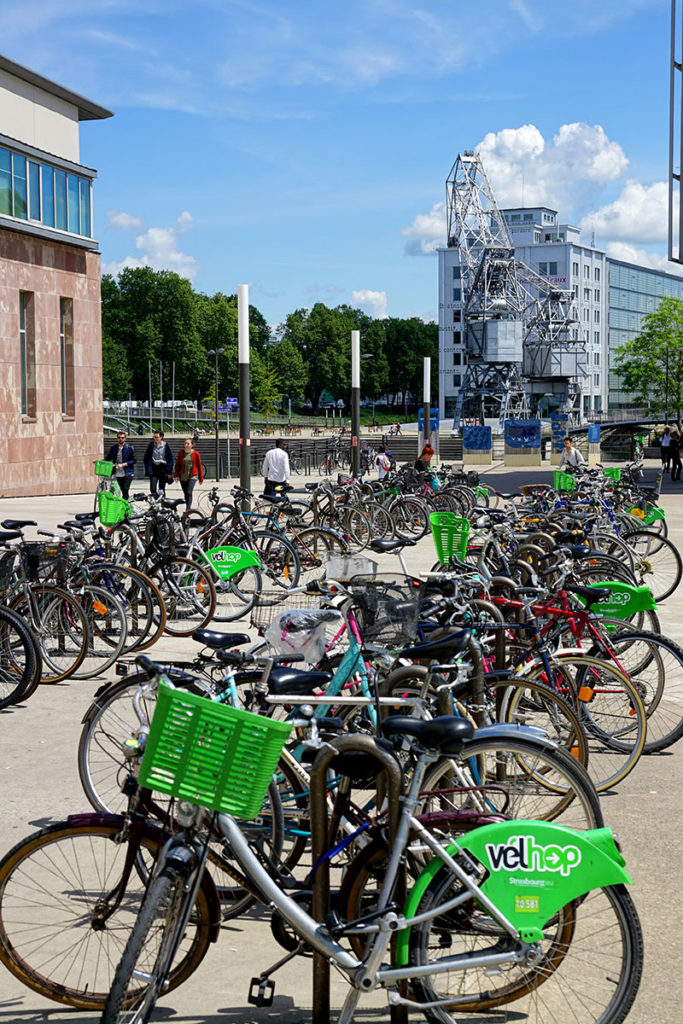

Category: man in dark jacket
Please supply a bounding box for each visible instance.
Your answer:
[143,429,174,495]
[106,431,136,499]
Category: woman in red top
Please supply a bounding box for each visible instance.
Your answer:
[174,438,204,510]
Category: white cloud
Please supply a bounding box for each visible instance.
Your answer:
[510,0,539,31]
[351,289,388,319]
[102,212,199,281]
[400,202,447,256]
[604,242,683,276]
[107,210,144,231]
[580,180,669,245]
[401,122,628,255]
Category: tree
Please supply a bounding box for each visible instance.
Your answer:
[252,362,283,424]
[614,297,683,424]
[265,340,307,405]
[101,332,132,400]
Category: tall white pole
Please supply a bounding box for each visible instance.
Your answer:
[238,284,251,499]
[423,356,431,451]
[351,331,361,476]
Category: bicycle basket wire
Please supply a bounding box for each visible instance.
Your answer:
[325,553,378,582]
[250,590,324,629]
[348,575,423,646]
[19,541,70,583]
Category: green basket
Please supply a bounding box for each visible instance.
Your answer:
[553,471,576,492]
[430,511,470,563]
[138,682,292,819]
[94,460,114,477]
[603,468,621,483]
[97,491,131,526]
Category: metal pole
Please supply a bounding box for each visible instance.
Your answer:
[423,356,431,451]
[227,407,231,477]
[238,284,251,502]
[171,361,175,437]
[159,359,163,435]
[214,352,220,481]
[148,361,152,432]
[351,330,361,477]
[127,392,131,431]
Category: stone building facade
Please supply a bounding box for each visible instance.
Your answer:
[0,54,111,497]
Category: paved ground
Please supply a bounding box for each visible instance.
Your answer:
[0,462,682,1023]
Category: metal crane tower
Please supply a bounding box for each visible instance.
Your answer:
[444,150,585,430]
[446,151,530,430]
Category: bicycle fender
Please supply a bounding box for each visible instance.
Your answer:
[395,822,631,965]
[202,545,262,579]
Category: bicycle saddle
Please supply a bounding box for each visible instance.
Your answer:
[369,538,417,553]
[267,667,333,695]
[1,519,36,530]
[161,498,185,509]
[381,715,474,754]
[561,545,599,559]
[564,583,612,605]
[398,627,472,662]
[494,491,523,500]
[192,628,251,649]
[74,512,98,522]
[0,530,21,542]
[305,483,318,491]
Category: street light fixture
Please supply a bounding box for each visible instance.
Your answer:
[207,347,225,481]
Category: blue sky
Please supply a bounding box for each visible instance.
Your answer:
[3,0,676,324]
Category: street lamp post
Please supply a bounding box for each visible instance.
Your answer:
[423,357,431,452]
[351,331,361,477]
[207,348,225,481]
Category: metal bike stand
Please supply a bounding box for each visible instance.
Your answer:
[309,734,407,1024]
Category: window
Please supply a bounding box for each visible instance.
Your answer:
[452,266,461,280]
[453,331,461,344]
[59,298,75,417]
[534,231,541,242]
[594,310,600,323]
[572,261,579,276]
[595,268,600,281]
[538,262,547,274]
[594,289,600,301]
[453,374,461,387]
[585,329,590,342]
[584,265,590,279]
[0,145,92,237]
[453,288,461,302]
[572,285,578,298]
[583,309,589,321]
[549,262,558,276]
[593,352,600,366]
[593,373,600,387]
[544,233,552,241]
[510,214,520,222]
[594,331,600,344]
[523,213,533,222]
[453,351,462,365]
[583,288,591,302]
[453,309,461,322]
[19,292,36,416]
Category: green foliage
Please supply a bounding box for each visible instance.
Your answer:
[614,297,683,422]
[252,362,283,422]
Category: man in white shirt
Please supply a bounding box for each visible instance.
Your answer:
[661,426,672,472]
[262,439,291,496]
[558,437,585,470]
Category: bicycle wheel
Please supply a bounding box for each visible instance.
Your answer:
[491,679,588,768]
[70,583,129,679]
[364,501,395,541]
[389,497,430,540]
[626,528,682,602]
[212,564,262,622]
[530,655,646,792]
[101,864,196,1024]
[245,531,300,590]
[289,526,349,585]
[148,557,216,636]
[87,563,167,653]
[0,820,213,1010]
[408,876,643,1022]
[10,586,88,682]
[0,605,39,709]
[598,628,683,752]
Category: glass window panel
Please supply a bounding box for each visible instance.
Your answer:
[28,161,40,220]
[55,169,67,230]
[67,173,79,232]
[41,165,54,226]
[0,147,10,215]
[19,292,27,415]
[79,178,91,236]
[12,153,27,219]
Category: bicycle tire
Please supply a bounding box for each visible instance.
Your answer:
[0,819,213,1010]
[625,528,682,602]
[527,654,646,792]
[10,585,88,682]
[69,583,129,679]
[101,864,196,1023]
[389,496,430,540]
[0,604,39,709]
[243,531,300,590]
[288,526,349,586]
[87,563,167,653]
[408,876,642,1023]
[212,564,262,622]
[148,556,217,636]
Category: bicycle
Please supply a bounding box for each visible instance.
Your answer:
[100,665,643,1024]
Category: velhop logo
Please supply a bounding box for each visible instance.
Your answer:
[485,835,582,878]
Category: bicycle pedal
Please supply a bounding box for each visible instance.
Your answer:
[248,976,275,1007]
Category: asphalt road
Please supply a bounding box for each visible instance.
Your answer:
[0,462,681,1023]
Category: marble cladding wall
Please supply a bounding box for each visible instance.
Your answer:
[0,228,103,497]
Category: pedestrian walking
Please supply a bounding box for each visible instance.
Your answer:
[105,430,136,499]
[670,431,682,481]
[144,429,174,495]
[174,438,204,509]
[661,426,672,472]
[558,437,585,471]
[376,445,392,480]
[262,438,290,496]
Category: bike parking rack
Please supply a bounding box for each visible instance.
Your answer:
[309,734,407,1024]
